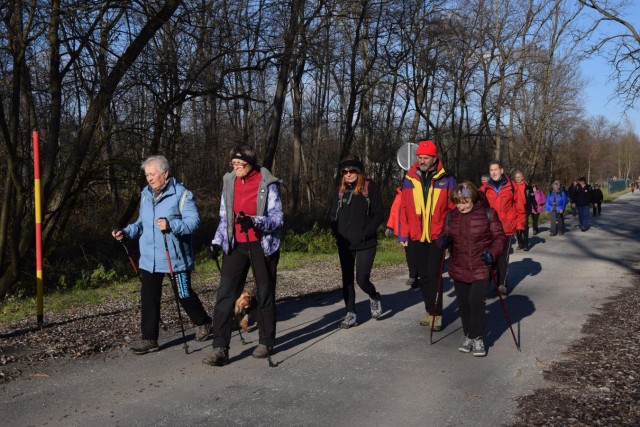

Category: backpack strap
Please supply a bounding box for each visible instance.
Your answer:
[335,180,371,219]
[178,190,188,215]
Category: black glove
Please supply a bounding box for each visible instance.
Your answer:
[208,243,221,259]
[481,251,494,265]
[237,213,255,233]
[384,227,393,238]
[437,234,451,249]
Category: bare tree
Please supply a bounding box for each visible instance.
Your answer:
[579,0,640,109]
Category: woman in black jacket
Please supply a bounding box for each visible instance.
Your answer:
[330,155,384,328]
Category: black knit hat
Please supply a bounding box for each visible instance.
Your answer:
[338,158,364,173]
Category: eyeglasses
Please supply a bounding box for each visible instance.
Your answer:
[342,169,358,175]
[230,161,248,168]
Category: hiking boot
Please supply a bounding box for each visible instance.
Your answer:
[419,314,442,330]
[370,293,382,319]
[202,347,228,366]
[498,285,508,296]
[195,319,212,341]
[432,315,442,331]
[339,312,357,329]
[458,336,473,353]
[405,277,416,287]
[130,339,159,355]
[472,338,486,357]
[252,344,272,359]
[419,313,432,326]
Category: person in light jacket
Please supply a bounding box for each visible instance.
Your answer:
[545,180,568,236]
[112,155,211,355]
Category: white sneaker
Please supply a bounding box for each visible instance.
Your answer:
[339,312,357,329]
[458,336,473,353]
[472,338,486,357]
[370,293,382,319]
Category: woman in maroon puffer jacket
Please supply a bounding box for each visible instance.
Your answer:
[440,182,506,356]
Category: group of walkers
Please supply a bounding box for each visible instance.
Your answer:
[112,147,283,366]
[112,141,602,365]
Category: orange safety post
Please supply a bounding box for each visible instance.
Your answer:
[33,130,44,326]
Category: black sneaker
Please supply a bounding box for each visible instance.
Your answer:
[202,347,228,366]
[130,339,159,355]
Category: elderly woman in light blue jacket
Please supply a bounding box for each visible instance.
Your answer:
[112,155,211,355]
[544,180,568,236]
[203,145,283,367]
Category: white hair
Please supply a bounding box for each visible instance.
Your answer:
[141,155,170,174]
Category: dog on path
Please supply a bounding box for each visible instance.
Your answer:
[235,289,257,332]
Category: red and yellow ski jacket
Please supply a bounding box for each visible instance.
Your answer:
[398,161,456,243]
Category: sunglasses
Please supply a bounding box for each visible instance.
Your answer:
[342,169,359,175]
[230,161,248,168]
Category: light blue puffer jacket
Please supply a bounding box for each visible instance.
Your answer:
[123,177,199,273]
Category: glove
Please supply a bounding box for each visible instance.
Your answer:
[437,234,451,250]
[481,252,494,265]
[208,243,221,259]
[384,227,393,238]
[237,213,255,233]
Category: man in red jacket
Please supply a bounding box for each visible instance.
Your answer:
[483,161,520,296]
[398,140,456,330]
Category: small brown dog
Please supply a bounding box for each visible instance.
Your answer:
[234,289,257,332]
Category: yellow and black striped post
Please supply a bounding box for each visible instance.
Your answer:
[33,130,44,326]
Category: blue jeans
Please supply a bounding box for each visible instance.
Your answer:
[577,205,590,229]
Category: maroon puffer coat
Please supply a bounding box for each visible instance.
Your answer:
[443,197,507,283]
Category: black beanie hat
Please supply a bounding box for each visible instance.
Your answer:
[338,158,364,173]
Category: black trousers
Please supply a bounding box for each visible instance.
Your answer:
[592,201,602,215]
[496,237,512,289]
[405,244,419,279]
[409,240,444,316]
[140,269,210,340]
[211,241,279,350]
[531,213,540,232]
[516,213,529,248]
[453,280,490,339]
[337,244,378,313]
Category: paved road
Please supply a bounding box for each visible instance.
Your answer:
[2,193,639,427]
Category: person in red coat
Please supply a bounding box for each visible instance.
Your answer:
[398,140,456,330]
[440,182,506,356]
[482,161,519,296]
[386,187,419,287]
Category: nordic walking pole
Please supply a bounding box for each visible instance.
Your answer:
[116,237,168,331]
[490,265,520,351]
[239,212,277,367]
[429,250,447,345]
[161,227,189,354]
[211,251,248,345]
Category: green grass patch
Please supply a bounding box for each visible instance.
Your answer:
[1,279,139,326]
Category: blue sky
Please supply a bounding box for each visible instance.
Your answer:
[579,4,640,134]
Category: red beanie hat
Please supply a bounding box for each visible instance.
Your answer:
[416,140,437,157]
